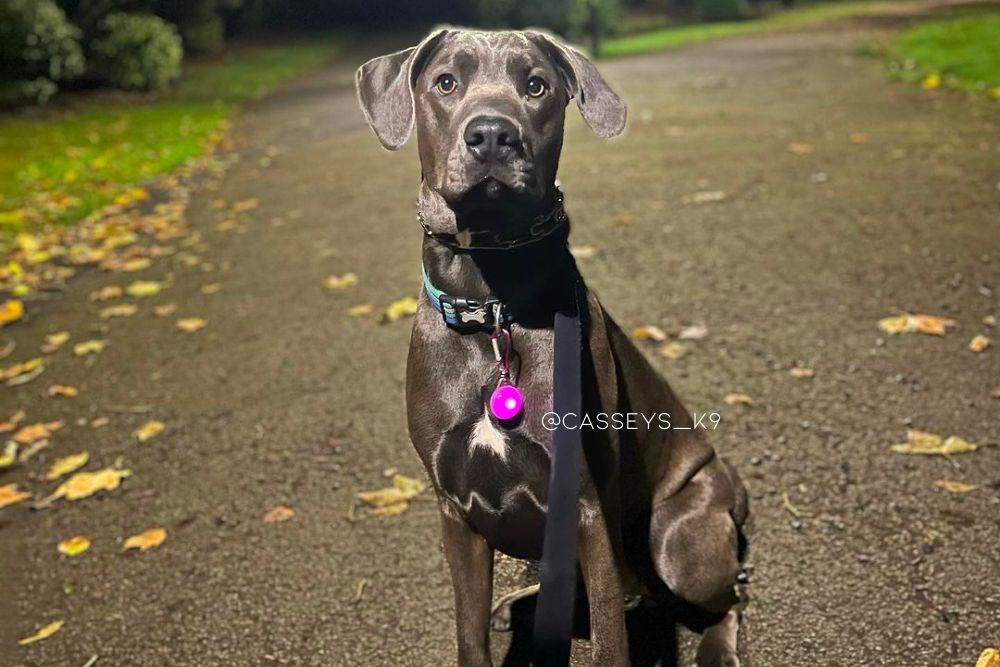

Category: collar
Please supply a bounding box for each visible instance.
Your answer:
[422,266,514,331]
[417,189,567,251]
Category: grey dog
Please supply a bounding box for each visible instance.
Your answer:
[356,28,749,667]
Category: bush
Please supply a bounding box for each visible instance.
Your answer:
[695,0,750,22]
[0,0,85,104]
[88,12,183,90]
[474,0,621,42]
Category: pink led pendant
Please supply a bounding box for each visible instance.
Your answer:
[489,382,524,420]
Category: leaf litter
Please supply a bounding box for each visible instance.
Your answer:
[357,474,427,517]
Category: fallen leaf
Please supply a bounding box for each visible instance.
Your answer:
[610,214,633,226]
[0,441,16,469]
[984,315,997,327]
[48,467,131,502]
[125,280,164,297]
[91,416,110,428]
[788,142,814,155]
[790,366,815,379]
[263,505,295,523]
[153,303,178,317]
[0,357,43,381]
[57,535,91,556]
[357,474,426,516]
[933,480,976,494]
[133,420,164,443]
[921,73,941,90]
[0,483,32,509]
[176,317,206,333]
[848,132,869,143]
[89,285,123,301]
[122,527,166,552]
[99,303,137,319]
[878,313,956,336]
[969,334,990,353]
[215,220,238,232]
[383,297,418,322]
[46,452,89,480]
[724,393,754,406]
[0,409,26,433]
[678,324,708,340]
[976,648,1000,667]
[13,420,63,444]
[659,341,686,360]
[200,282,222,295]
[682,190,726,204]
[0,299,24,327]
[121,257,151,272]
[323,273,358,290]
[569,244,598,259]
[73,339,106,356]
[47,384,79,398]
[347,304,374,316]
[42,331,70,352]
[232,198,258,212]
[631,325,667,342]
[18,620,63,645]
[890,430,977,456]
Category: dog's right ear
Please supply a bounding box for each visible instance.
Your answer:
[356,30,450,151]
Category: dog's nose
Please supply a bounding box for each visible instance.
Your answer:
[464,116,520,163]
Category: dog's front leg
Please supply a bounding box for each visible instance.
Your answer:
[579,509,629,667]
[440,501,494,667]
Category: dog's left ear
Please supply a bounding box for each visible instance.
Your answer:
[529,32,627,138]
[356,29,450,150]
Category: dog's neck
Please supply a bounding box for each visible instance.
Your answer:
[419,186,578,328]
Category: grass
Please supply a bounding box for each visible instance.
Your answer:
[0,38,342,235]
[887,10,1000,95]
[600,1,892,58]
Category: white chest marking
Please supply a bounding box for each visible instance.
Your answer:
[469,412,509,461]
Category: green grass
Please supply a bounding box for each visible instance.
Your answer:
[888,10,1000,94]
[600,1,891,58]
[0,38,342,234]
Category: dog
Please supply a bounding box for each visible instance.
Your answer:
[356,29,749,667]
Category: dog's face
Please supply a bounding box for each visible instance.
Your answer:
[356,29,626,217]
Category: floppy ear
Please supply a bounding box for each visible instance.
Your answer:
[528,32,627,138]
[355,30,449,150]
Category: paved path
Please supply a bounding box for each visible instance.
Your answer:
[2,9,998,667]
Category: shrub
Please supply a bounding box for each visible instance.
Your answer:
[474,0,621,42]
[0,0,85,104]
[695,0,750,22]
[88,12,183,90]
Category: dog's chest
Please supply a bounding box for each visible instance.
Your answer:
[434,412,551,559]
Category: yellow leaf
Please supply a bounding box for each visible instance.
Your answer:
[200,282,222,295]
[969,334,990,353]
[790,366,815,378]
[357,474,426,515]
[0,409,26,433]
[659,341,686,360]
[976,648,1000,667]
[610,214,633,226]
[215,220,238,232]
[724,393,754,406]
[0,483,32,509]
[848,132,869,143]
[392,474,426,497]
[89,285,123,302]
[878,313,956,336]
[263,505,295,523]
[122,527,166,551]
[57,535,91,556]
[323,273,358,290]
[682,190,727,205]
[18,620,63,645]
[73,339,106,355]
[0,357,43,382]
[921,73,941,90]
[47,384,79,398]
[0,299,24,327]
[383,296,418,322]
[46,451,89,480]
[0,441,16,469]
[126,280,164,297]
[933,480,976,494]
[890,430,977,456]
[347,304,374,316]
[133,420,164,443]
[153,303,178,317]
[42,331,70,352]
[50,467,131,502]
[99,303,137,319]
[121,257,151,272]
[788,142,814,155]
[176,317,206,333]
[631,325,666,342]
[232,198,258,212]
[13,420,63,444]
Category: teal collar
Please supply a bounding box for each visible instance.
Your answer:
[421,266,514,331]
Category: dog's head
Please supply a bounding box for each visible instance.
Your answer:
[356,29,626,221]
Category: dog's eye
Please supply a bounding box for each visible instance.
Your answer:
[435,73,458,95]
[526,76,547,98]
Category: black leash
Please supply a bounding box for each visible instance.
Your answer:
[532,278,586,666]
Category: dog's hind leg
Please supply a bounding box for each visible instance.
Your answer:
[440,501,495,667]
